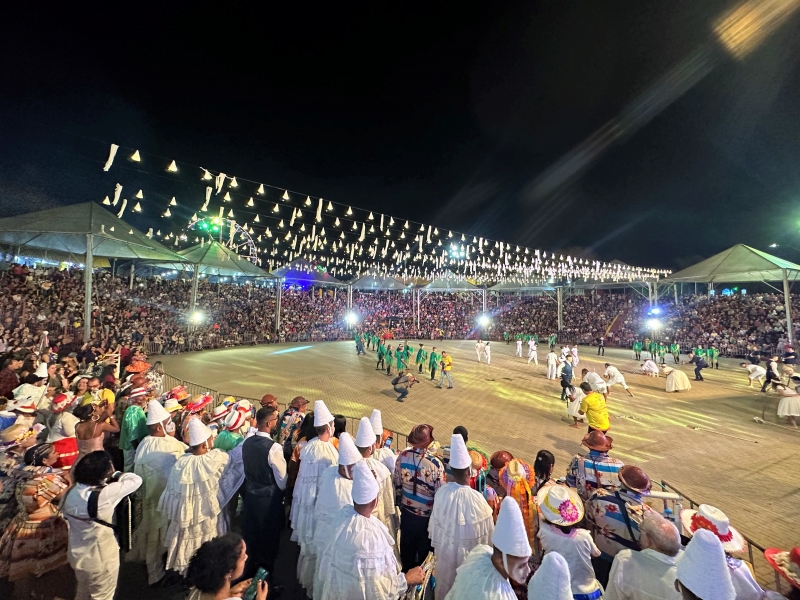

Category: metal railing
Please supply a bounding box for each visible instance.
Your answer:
[660,480,783,593]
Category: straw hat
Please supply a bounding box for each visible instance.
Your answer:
[210,404,231,422]
[125,361,151,373]
[186,394,213,414]
[224,410,247,432]
[163,398,182,412]
[675,529,736,600]
[680,504,746,554]
[50,392,75,414]
[764,547,800,591]
[236,400,252,413]
[536,485,584,527]
[9,400,36,414]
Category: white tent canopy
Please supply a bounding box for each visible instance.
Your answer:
[350,273,410,290]
[0,202,185,341]
[422,277,478,292]
[664,244,800,344]
[150,240,271,278]
[271,259,348,287]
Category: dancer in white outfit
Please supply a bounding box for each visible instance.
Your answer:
[571,345,579,366]
[546,350,558,380]
[527,340,538,365]
[484,342,491,365]
[515,339,523,357]
[604,363,634,397]
[475,340,485,362]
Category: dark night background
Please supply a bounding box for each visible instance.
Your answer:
[1,1,800,270]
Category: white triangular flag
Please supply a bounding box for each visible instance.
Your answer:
[167,160,178,172]
[282,190,290,200]
[102,196,111,205]
[133,202,142,212]
[229,177,238,188]
[257,184,265,195]
[130,149,141,162]
[163,208,171,217]
[246,197,254,207]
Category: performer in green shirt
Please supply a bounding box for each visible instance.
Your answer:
[504,331,510,345]
[693,345,707,359]
[403,341,413,364]
[708,346,720,369]
[533,333,539,343]
[670,341,680,363]
[415,343,428,374]
[657,342,667,365]
[384,344,395,375]
[376,342,387,371]
[548,333,557,349]
[428,347,441,382]
[632,340,642,361]
[395,345,407,371]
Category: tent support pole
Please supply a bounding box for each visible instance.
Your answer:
[783,269,794,346]
[347,285,352,310]
[275,278,282,336]
[557,287,564,332]
[189,268,199,315]
[416,289,420,330]
[129,263,135,289]
[482,289,487,313]
[83,234,93,343]
[674,283,679,305]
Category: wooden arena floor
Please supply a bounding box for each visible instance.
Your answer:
[159,340,800,587]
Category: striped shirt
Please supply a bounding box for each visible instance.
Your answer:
[586,489,642,560]
[567,450,624,500]
[393,447,445,517]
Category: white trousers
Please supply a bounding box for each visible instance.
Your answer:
[547,365,557,379]
[75,554,120,600]
[485,351,491,364]
[528,351,538,365]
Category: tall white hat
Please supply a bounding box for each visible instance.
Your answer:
[34,363,49,378]
[187,417,213,447]
[528,552,572,600]
[337,432,362,466]
[313,400,334,426]
[369,409,383,435]
[351,459,379,504]
[492,496,532,558]
[146,400,171,425]
[355,417,375,448]
[449,433,471,470]
[676,529,736,600]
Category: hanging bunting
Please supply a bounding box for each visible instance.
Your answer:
[103,144,119,171]
[130,150,141,162]
[167,160,178,173]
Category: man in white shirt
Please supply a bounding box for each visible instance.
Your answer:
[527,339,538,365]
[740,362,767,387]
[515,338,523,357]
[475,340,485,362]
[604,511,683,600]
[62,451,143,600]
[604,363,635,397]
[581,369,608,395]
[546,350,559,379]
[241,405,288,577]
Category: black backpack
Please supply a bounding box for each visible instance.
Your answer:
[391,375,402,386]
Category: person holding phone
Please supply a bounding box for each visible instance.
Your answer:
[185,533,268,600]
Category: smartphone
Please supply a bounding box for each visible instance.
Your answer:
[384,436,393,448]
[243,567,268,600]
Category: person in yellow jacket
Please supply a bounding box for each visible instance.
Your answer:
[437,351,454,389]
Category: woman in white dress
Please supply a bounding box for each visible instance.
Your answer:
[566,385,586,428]
[776,377,800,427]
[661,365,692,393]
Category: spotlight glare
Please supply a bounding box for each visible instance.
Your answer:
[345,311,358,326]
[191,311,205,323]
[647,318,661,330]
[478,315,490,327]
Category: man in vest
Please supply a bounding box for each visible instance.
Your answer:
[241,405,287,578]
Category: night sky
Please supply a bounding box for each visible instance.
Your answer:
[2,1,800,270]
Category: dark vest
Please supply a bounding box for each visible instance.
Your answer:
[242,434,281,498]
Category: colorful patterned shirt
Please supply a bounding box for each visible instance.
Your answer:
[393,447,445,517]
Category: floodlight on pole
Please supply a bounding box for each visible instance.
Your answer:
[345,312,358,326]
[647,318,661,330]
[478,315,490,327]
[191,311,205,323]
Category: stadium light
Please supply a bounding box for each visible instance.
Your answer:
[478,315,490,327]
[770,243,778,248]
[647,318,661,330]
[650,307,662,315]
[192,311,205,323]
[345,312,358,326]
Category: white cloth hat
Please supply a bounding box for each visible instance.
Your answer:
[676,529,736,600]
[369,409,383,435]
[449,433,471,470]
[680,504,746,554]
[337,432,362,466]
[528,552,572,600]
[187,417,213,447]
[313,400,334,427]
[146,400,171,426]
[34,363,49,378]
[351,459,379,504]
[492,496,532,557]
[355,417,375,448]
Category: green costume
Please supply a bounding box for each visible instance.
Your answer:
[633,340,642,359]
[429,350,441,371]
[120,405,148,453]
[395,348,405,369]
[385,348,394,368]
[214,430,243,452]
[403,343,413,363]
[415,347,427,365]
[377,344,386,359]
[533,333,539,343]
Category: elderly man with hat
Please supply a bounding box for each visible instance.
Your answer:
[291,400,339,590]
[537,485,603,599]
[240,404,287,581]
[429,433,495,598]
[276,395,309,457]
[393,423,446,571]
[369,409,396,474]
[316,460,425,599]
[129,400,187,585]
[158,418,229,575]
[120,385,151,471]
[680,504,785,600]
[355,417,398,544]
[310,432,361,595]
[445,496,532,599]
[587,465,652,565]
[675,529,736,600]
[567,430,624,501]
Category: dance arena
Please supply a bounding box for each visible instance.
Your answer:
[159,339,800,585]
